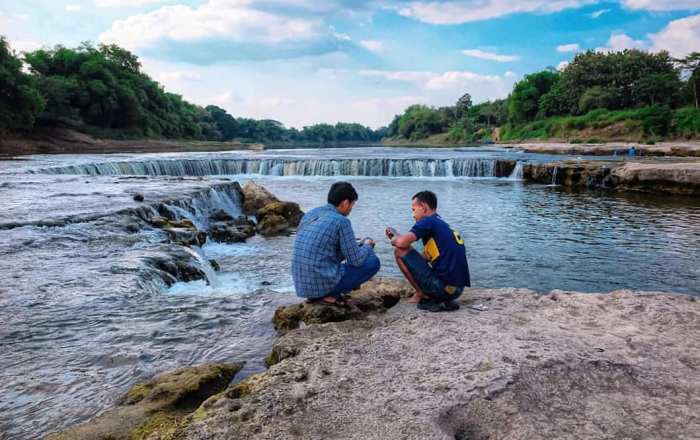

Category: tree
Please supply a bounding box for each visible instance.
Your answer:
[455,93,472,119]
[507,70,560,123]
[676,52,700,108]
[0,37,45,132]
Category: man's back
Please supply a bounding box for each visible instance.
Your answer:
[291,204,370,298]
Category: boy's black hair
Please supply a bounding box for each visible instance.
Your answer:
[412,190,437,210]
[327,182,358,206]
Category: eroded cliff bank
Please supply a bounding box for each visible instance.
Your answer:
[49,279,700,439]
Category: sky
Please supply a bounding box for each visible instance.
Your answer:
[1,1,700,128]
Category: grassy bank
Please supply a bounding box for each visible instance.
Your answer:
[500,106,700,143]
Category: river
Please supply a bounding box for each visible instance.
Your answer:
[1,147,699,439]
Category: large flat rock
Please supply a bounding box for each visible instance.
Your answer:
[179,285,700,439]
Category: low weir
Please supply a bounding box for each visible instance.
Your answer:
[36,157,517,178]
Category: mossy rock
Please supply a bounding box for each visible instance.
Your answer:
[45,363,243,440]
[256,201,303,227]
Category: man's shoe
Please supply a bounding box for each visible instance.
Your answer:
[417,299,460,312]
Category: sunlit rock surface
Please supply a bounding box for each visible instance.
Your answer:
[178,282,700,439]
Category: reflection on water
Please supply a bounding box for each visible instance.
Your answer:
[1,149,699,439]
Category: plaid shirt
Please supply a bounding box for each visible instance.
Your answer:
[291,203,371,298]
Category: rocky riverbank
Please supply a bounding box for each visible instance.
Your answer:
[507,141,700,157]
[523,160,700,196]
[48,278,700,439]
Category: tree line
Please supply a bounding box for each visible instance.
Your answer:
[0,38,386,143]
[387,49,700,142]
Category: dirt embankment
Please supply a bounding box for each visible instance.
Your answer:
[0,128,263,156]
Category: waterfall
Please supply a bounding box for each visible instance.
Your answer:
[551,167,559,186]
[162,185,243,230]
[182,246,219,287]
[508,161,524,180]
[37,158,511,178]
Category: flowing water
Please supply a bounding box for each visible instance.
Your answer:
[1,147,699,439]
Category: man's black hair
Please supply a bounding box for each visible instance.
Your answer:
[327,181,358,206]
[412,190,437,210]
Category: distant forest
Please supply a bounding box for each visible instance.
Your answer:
[0,37,386,144]
[3,36,700,145]
[387,49,700,143]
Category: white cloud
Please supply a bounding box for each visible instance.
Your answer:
[155,71,202,82]
[621,0,700,11]
[461,48,519,62]
[100,0,331,50]
[65,4,82,12]
[360,39,383,52]
[590,8,610,18]
[396,0,598,25]
[557,60,570,70]
[649,13,700,58]
[596,32,648,52]
[556,43,580,53]
[95,0,174,6]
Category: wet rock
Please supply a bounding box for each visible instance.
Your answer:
[133,193,144,202]
[242,181,279,214]
[256,201,303,227]
[256,214,289,236]
[210,209,234,222]
[147,251,208,284]
[272,278,413,334]
[166,227,207,247]
[524,160,700,195]
[208,221,251,243]
[45,363,242,440]
[209,259,220,271]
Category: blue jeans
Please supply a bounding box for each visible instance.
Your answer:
[401,249,463,302]
[328,253,381,297]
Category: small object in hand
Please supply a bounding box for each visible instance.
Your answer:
[385,227,397,239]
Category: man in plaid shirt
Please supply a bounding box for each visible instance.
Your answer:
[292,182,380,304]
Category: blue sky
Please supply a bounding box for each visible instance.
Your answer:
[2,0,699,128]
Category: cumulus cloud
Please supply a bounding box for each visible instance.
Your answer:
[620,0,700,11]
[461,48,519,62]
[155,71,202,82]
[359,39,383,52]
[358,69,513,105]
[596,32,648,52]
[99,0,351,63]
[65,4,82,12]
[557,60,570,70]
[649,13,700,58]
[396,0,598,25]
[556,43,580,53]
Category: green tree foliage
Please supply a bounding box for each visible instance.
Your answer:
[540,50,681,116]
[2,40,383,143]
[0,37,45,132]
[675,52,700,108]
[507,70,559,123]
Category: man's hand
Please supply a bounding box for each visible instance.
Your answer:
[363,237,376,248]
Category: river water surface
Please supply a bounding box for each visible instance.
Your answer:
[1,147,699,439]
